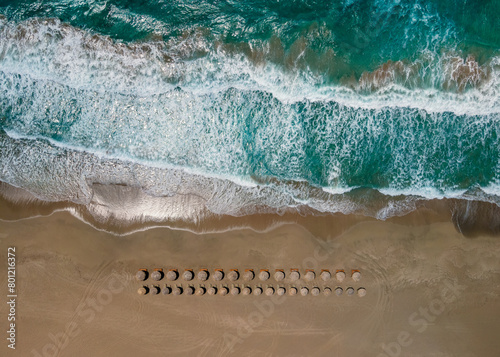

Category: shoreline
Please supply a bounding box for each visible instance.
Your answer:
[1,180,499,238]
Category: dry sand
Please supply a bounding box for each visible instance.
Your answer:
[1,206,500,356]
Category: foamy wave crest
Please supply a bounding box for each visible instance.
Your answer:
[1,68,498,196]
[0,132,499,225]
[0,17,499,115]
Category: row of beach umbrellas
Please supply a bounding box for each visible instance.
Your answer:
[138,285,367,297]
[136,268,362,283]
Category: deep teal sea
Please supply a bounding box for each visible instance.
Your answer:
[0,0,498,220]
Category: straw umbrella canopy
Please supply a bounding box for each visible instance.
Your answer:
[137,286,148,295]
[305,270,316,281]
[242,286,252,295]
[197,270,209,281]
[183,270,194,281]
[289,270,300,281]
[151,286,161,295]
[311,287,320,296]
[323,287,332,296]
[277,287,286,296]
[172,286,183,295]
[185,286,195,295]
[166,270,179,281]
[259,270,270,281]
[228,270,239,281]
[243,270,255,281]
[196,286,206,296]
[274,270,285,281]
[289,287,297,296]
[213,270,224,281]
[300,287,309,296]
[265,287,275,296]
[335,287,343,296]
[357,288,367,297]
[346,287,355,296]
[253,287,263,296]
[320,270,331,281]
[135,270,147,281]
[207,286,217,295]
[151,270,163,281]
[231,287,240,296]
[352,271,361,282]
[219,286,229,296]
[335,271,346,282]
[162,286,172,295]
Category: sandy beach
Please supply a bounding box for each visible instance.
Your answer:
[1,196,500,357]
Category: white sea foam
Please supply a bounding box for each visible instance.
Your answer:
[321,186,355,195]
[378,187,467,200]
[1,132,499,225]
[0,17,498,116]
[0,18,499,224]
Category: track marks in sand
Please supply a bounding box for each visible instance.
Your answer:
[61,261,116,341]
[350,247,393,334]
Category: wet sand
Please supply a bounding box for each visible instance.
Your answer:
[1,202,500,356]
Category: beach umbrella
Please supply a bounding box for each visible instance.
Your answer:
[357,288,367,297]
[183,270,194,281]
[346,287,355,296]
[150,285,160,295]
[151,270,163,281]
[228,270,239,281]
[323,287,332,296]
[289,270,300,281]
[335,271,346,282]
[197,270,209,281]
[335,287,343,296]
[300,287,309,296]
[253,287,263,296]
[137,286,148,295]
[231,287,240,296]
[305,270,315,281]
[166,270,178,281]
[172,286,183,295]
[352,271,361,282]
[259,270,270,281]
[243,270,255,281]
[274,270,285,281]
[277,287,286,296]
[162,286,172,295]
[320,270,331,281]
[265,287,275,296]
[289,287,297,296]
[186,286,195,295]
[135,270,147,281]
[207,286,217,295]
[213,270,224,281]
[196,286,206,296]
[242,286,252,295]
[311,287,320,296]
[219,286,229,296]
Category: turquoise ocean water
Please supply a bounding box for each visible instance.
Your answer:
[0,0,499,222]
